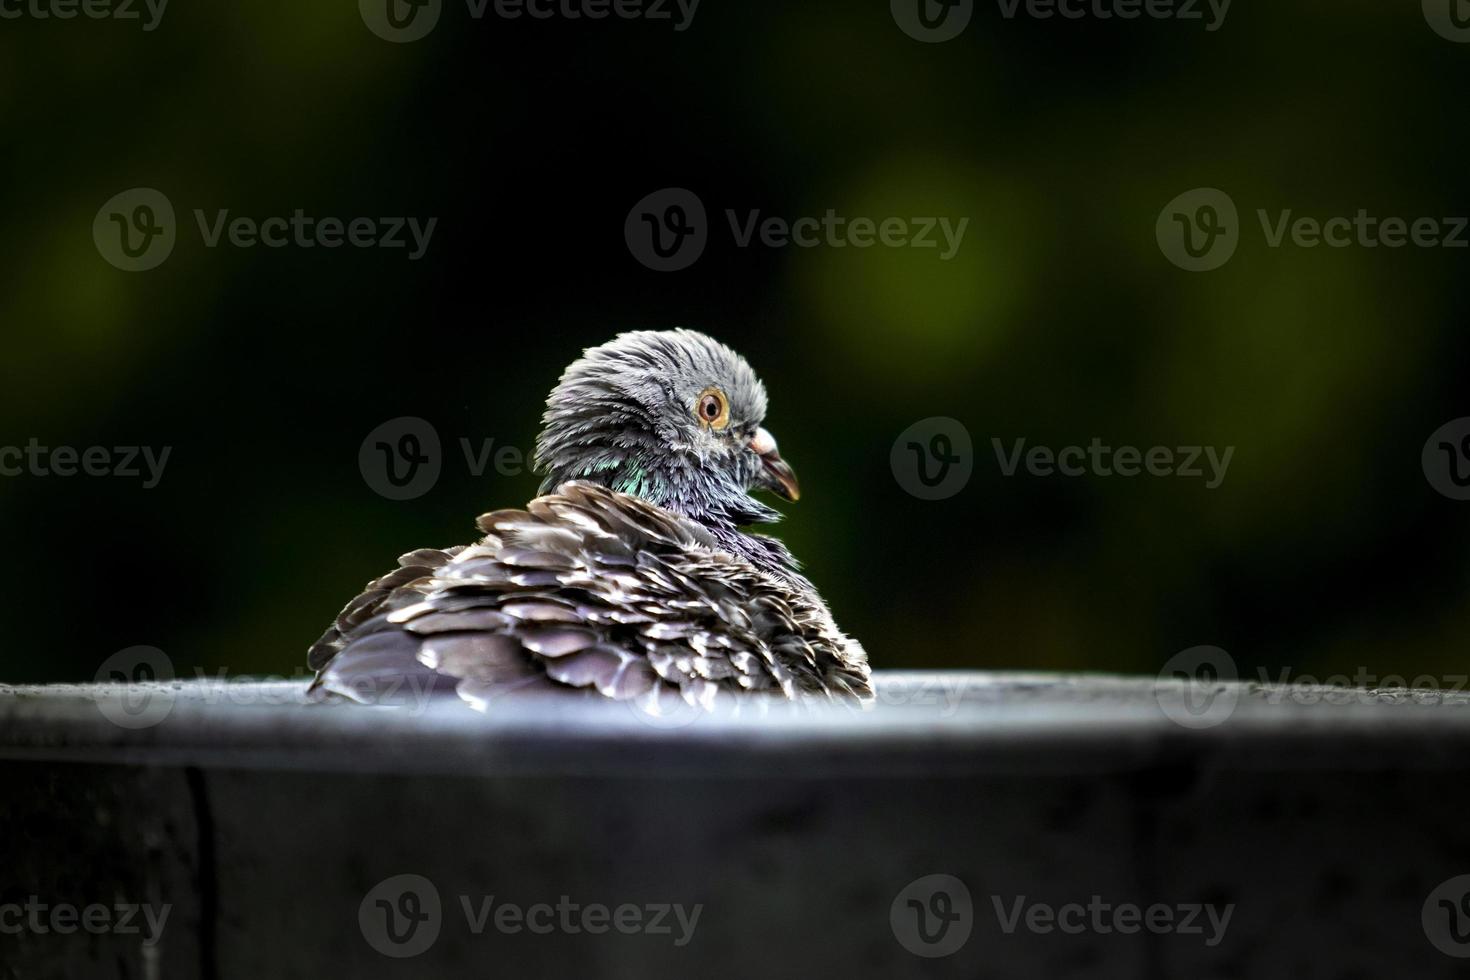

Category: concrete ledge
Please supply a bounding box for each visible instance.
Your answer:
[4,672,1469,979]
[4,671,1470,776]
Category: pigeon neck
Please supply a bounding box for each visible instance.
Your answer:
[551,459,802,577]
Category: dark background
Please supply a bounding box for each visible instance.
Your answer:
[2,0,1467,688]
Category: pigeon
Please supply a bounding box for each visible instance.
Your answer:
[307,329,872,714]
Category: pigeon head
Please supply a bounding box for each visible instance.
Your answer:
[533,329,799,529]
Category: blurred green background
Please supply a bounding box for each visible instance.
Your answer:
[2,0,1467,688]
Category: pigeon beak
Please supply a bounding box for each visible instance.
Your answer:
[750,427,800,502]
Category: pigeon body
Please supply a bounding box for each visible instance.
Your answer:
[308,330,871,712]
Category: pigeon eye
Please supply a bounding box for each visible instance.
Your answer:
[695,388,730,430]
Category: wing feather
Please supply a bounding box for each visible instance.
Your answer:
[309,481,872,710]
